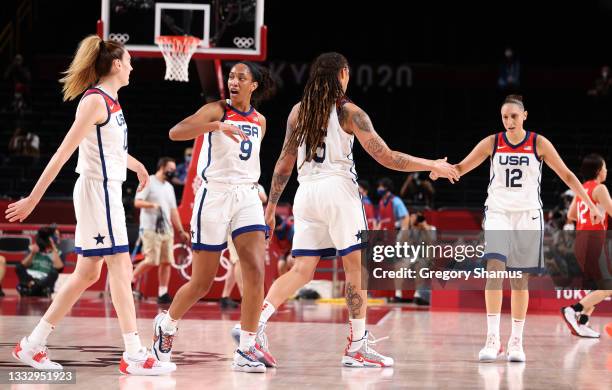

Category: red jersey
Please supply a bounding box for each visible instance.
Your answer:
[575,180,608,231]
[378,194,396,231]
[269,219,294,259]
[362,196,376,230]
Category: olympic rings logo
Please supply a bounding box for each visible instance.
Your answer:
[171,243,232,282]
[109,33,130,44]
[233,37,254,49]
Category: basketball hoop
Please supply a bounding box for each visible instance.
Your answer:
[155,35,201,82]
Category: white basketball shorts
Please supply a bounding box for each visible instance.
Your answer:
[191,182,267,251]
[73,176,129,257]
[291,176,367,258]
[482,208,544,273]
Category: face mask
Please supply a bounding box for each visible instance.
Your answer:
[185,155,192,164]
[377,189,387,196]
[164,171,175,180]
[52,235,59,245]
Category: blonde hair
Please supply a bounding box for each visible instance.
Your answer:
[59,35,124,101]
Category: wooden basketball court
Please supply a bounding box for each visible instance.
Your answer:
[1,292,610,389]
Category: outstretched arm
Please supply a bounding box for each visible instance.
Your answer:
[538,135,604,224]
[430,135,493,180]
[168,100,246,142]
[5,96,107,222]
[342,103,459,182]
[265,104,300,234]
[454,136,494,176]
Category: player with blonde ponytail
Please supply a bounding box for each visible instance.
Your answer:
[6,35,176,375]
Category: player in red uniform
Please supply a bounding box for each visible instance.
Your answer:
[561,153,612,338]
[269,214,295,276]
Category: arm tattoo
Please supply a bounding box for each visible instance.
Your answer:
[269,108,298,205]
[351,110,374,133]
[391,151,411,170]
[364,137,385,158]
[268,173,291,205]
[281,110,298,158]
[345,282,363,318]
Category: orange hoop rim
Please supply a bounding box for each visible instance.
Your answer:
[155,35,202,52]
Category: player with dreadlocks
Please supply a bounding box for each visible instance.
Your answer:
[233,52,459,368]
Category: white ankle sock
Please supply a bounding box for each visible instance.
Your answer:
[486,313,500,337]
[239,330,257,351]
[122,332,143,356]
[160,313,178,333]
[28,319,54,346]
[510,318,525,341]
[158,286,168,297]
[259,300,276,327]
[348,318,366,352]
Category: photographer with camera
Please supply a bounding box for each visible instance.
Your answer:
[15,226,64,297]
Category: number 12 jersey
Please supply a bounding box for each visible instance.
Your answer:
[485,131,543,212]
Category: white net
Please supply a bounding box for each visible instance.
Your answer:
[155,36,201,82]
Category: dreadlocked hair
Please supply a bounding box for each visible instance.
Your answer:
[285,52,348,163]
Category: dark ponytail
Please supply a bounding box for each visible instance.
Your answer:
[237,61,276,107]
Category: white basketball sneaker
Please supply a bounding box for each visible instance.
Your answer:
[478,334,502,362]
[576,324,600,338]
[119,347,176,375]
[561,306,580,336]
[232,347,266,373]
[506,336,526,362]
[12,337,63,370]
[231,324,277,367]
[152,311,177,362]
[342,331,394,368]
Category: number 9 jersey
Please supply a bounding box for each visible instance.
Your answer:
[196,99,262,185]
[485,131,543,212]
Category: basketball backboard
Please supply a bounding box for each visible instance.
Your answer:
[99,0,266,60]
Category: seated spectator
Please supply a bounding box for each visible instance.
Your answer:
[358,180,378,229]
[15,226,63,297]
[8,126,40,166]
[173,147,193,186]
[587,65,612,98]
[400,172,435,208]
[377,177,409,231]
[0,255,6,297]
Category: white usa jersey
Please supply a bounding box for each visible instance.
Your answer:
[297,99,357,183]
[197,100,262,184]
[485,131,543,211]
[75,86,128,182]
